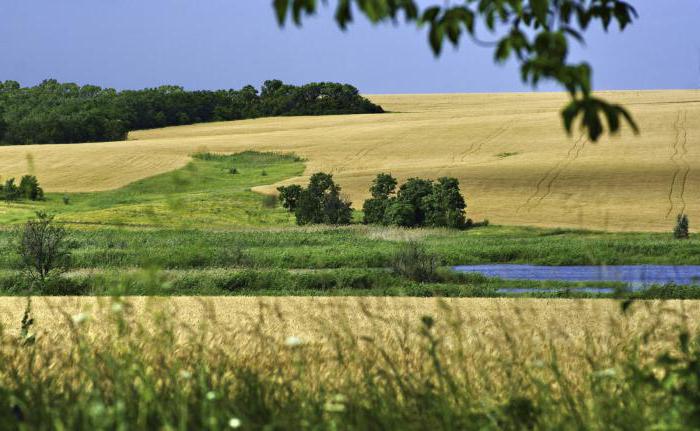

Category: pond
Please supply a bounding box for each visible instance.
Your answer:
[453,264,700,293]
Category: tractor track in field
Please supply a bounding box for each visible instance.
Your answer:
[667,110,690,218]
[454,126,509,163]
[517,133,587,212]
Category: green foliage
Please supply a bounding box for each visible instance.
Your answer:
[422,177,466,228]
[0,79,383,145]
[272,0,640,141]
[1,178,20,201]
[363,172,398,224]
[280,172,353,225]
[363,173,468,228]
[396,178,434,226]
[383,199,416,227]
[362,197,391,225]
[277,184,304,212]
[18,175,43,201]
[369,172,398,199]
[1,176,43,201]
[16,212,72,285]
[675,214,689,239]
[390,241,439,282]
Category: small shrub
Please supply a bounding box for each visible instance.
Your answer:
[261,170,268,176]
[390,241,439,282]
[2,178,20,201]
[229,167,239,175]
[261,194,278,209]
[674,214,689,239]
[62,194,70,205]
[17,212,72,286]
[19,175,44,200]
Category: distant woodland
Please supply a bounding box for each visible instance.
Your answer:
[0,79,383,145]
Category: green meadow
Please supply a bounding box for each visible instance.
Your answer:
[0,151,699,297]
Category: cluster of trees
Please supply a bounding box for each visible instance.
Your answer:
[1,175,44,201]
[277,171,469,229]
[277,173,353,225]
[363,173,467,228]
[0,79,383,145]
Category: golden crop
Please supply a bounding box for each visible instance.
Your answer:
[0,90,697,231]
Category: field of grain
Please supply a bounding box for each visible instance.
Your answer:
[1,296,698,428]
[0,90,698,231]
[1,296,695,351]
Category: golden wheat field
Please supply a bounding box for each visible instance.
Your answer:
[0,296,695,347]
[1,297,696,380]
[0,90,698,231]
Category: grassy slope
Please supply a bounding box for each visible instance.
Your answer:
[0,151,303,227]
[0,91,698,231]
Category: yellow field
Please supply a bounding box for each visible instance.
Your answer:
[1,297,694,378]
[0,90,698,231]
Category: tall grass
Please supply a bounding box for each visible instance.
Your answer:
[0,297,699,429]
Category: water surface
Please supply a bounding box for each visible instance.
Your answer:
[454,264,700,287]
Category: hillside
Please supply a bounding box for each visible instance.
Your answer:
[0,90,698,231]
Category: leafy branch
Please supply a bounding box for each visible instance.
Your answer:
[273,0,640,141]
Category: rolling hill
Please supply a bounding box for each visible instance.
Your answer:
[0,90,698,231]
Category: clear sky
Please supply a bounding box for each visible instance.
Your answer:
[1,1,699,93]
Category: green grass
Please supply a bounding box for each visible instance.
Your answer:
[0,151,304,227]
[2,150,700,297]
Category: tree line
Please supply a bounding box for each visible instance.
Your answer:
[0,79,383,145]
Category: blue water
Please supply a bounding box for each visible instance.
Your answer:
[453,264,700,288]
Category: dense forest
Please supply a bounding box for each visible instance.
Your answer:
[0,79,383,145]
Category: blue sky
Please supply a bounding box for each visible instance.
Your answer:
[1,1,699,93]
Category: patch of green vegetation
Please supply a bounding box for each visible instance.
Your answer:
[0,151,304,228]
[495,151,519,158]
[2,151,699,298]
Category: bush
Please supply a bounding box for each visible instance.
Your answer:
[17,212,72,285]
[2,178,20,201]
[280,173,353,225]
[362,198,390,224]
[674,214,689,239]
[2,176,43,201]
[390,241,439,282]
[19,175,44,200]
[384,200,416,227]
[277,184,303,211]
